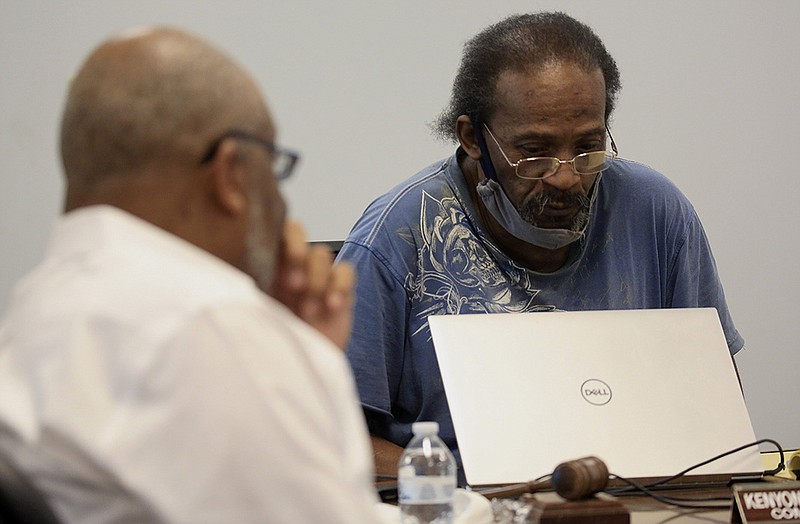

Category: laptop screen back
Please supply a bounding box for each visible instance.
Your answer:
[428,307,762,486]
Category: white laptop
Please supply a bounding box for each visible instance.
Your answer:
[428,307,763,487]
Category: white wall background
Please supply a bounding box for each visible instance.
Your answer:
[2,1,798,454]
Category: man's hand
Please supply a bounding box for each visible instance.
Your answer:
[268,221,356,350]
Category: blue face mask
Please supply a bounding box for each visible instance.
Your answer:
[475,174,601,250]
[469,116,600,250]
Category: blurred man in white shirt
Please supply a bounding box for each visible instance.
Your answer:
[0,26,381,524]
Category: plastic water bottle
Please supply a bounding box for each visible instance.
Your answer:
[397,421,457,524]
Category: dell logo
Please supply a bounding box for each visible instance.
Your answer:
[581,379,612,406]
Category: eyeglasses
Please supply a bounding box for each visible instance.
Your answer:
[483,124,618,181]
[200,129,300,181]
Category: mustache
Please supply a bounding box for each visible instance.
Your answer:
[531,190,591,214]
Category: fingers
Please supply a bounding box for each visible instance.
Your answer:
[277,221,310,292]
[269,220,355,350]
[298,246,335,318]
[325,260,355,311]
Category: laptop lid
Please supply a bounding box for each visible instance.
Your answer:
[428,307,762,487]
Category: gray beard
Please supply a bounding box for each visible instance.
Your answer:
[245,198,278,291]
[517,191,592,233]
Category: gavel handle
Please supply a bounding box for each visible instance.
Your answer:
[477,478,551,499]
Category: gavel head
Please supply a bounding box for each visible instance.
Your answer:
[550,456,609,501]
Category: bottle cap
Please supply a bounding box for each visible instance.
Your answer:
[411,421,439,436]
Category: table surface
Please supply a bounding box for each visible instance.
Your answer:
[380,473,799,522]
[614,494,732,523]
[496,486,741,523]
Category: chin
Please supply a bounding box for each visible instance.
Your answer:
[244,238,278,291]
[539,219,573,229]
[527,217,577,230]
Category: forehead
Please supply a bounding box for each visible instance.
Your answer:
[490,62,606,129]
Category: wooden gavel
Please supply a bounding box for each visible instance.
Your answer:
[479,456,610,501]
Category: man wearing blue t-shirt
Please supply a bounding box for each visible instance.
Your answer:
[337,12,743,483]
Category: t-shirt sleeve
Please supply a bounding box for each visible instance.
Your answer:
[338,240,409,425]
[666,212,745,354]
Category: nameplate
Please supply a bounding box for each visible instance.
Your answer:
[732,482,800,523]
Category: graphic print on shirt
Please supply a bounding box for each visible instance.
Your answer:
[405,190,541,338]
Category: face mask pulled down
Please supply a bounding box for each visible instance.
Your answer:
[476,174,602,250]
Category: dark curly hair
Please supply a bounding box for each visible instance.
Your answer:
[432,12,621,142]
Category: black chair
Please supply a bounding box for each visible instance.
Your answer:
[0,450,61,524]
[310,240,344,257]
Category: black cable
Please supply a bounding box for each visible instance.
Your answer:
[606,439,786,506]
[608,474,733,509]
[668,439,783,483]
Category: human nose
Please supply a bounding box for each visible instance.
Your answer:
[543,160,581,190]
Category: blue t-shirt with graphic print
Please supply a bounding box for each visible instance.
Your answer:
[338,151,743,480]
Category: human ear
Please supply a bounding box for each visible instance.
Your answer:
[456,115,482,160]
[208,139,248,216]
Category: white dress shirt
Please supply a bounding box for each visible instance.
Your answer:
[0,206,380,523]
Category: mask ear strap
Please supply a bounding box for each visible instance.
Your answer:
[605,123,619,155]
[469,114,499,182]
